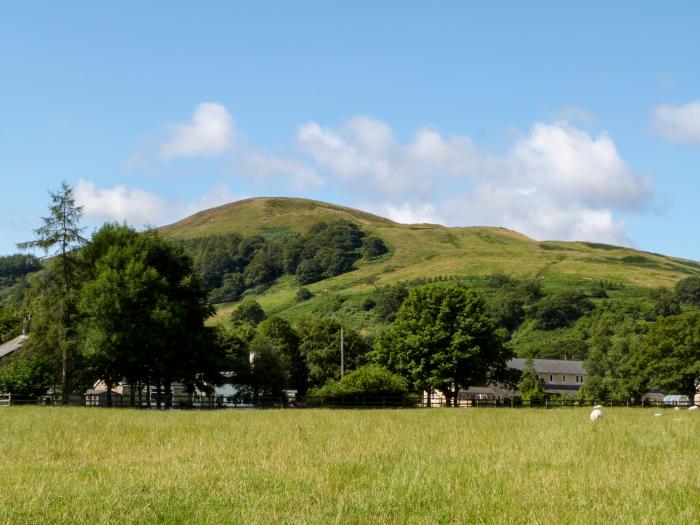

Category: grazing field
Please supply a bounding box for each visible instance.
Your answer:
[1,408,699,524]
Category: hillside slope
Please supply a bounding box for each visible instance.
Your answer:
[161,197,699,291]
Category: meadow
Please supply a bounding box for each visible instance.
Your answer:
[1,407,699,524]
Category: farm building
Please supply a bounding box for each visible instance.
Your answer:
[423,358,587,406]
[508,358,586,397]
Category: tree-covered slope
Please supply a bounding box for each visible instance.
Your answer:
[159,197,700,357]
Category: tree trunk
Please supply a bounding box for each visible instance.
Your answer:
[156,381,162,409]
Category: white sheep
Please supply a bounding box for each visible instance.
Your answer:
[689,406,698,411]
[654,413,663,417]
[590,409,603,421]
[593,404,603,409]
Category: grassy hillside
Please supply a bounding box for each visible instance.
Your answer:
[161,197,700,353]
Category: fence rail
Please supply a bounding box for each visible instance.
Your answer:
[0,392,696,410]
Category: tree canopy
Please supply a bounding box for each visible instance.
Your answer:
[634,312,700,399]
[376,284,510,406]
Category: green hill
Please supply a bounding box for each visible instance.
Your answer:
[160,197,700,356]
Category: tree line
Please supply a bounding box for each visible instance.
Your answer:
[1,183,699,405]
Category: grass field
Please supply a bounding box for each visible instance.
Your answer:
[1,407,699,524]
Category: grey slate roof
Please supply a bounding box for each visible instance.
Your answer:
[0,335,27,359]
[508,358,585,375]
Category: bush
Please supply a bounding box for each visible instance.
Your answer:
[307,364,409,404]
[362,236,388,259]
[0,349,54,397]
[676,276,700,307]
[296,287,313,302]
[361,297,376,311]
[374,284,409,322]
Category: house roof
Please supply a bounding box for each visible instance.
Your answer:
[0,335,27,359]
[508,358,585,375]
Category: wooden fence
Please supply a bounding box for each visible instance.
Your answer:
[0,392,695,410]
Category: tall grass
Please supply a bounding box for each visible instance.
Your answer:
[1,407,698,524]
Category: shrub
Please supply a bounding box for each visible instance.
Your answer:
[307,364,409,404]
[361,297,376,311]
[296,287,313,302]
[362,236,388,259]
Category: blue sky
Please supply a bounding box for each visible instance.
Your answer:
[3,2,700,259]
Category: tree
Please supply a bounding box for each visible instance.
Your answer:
[633,312,700,399]
[231,300,267,327]
[675,276,700,307]
[296,317,369,389]
[248,335,289,405]
[79,224,218,406]
[374,284,409,322]
[257,316,307,395]
[376,284,510,407]
[532,291,594,330]
[0,303,22,343]
[517,358,545,404]
[296,259,323,285]
[18,182,86,403]
[584,315,644,403]
[0,348,54,397]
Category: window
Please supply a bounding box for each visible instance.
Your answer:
[549,374,553,382]
[563,375,566,382]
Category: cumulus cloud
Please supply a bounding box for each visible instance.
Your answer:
[76,180,245,227]
[652,100,700,145]
[160,102,234,158]
[368,202,443,225]
[296,118,652,245]
[75,179,169,225]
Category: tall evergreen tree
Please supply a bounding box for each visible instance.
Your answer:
[18,182,86,403]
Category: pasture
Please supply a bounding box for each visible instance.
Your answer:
[0,407,698,524]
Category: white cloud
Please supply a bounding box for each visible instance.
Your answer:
[75,179,169,226]
[652,100,700,145]
[296,117,652,245]
[76,180,248,228]
[238,153,323,190]
[511,122,651,212]
[369,202,442,225]
[160,102,234,158]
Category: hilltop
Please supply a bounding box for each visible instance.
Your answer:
[162,197,698,289]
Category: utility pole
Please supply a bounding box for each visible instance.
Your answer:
[340,326,345,380]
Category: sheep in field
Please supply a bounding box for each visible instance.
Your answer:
[590,409,603,421]
[593,404,603,409]
[689,406,698,411]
